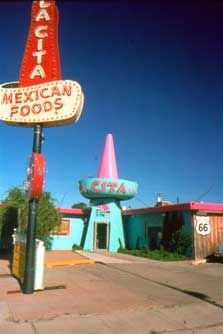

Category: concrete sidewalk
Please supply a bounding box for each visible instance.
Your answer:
[0,251,222,333]
[76,250,133,264]
[0,303,222,334]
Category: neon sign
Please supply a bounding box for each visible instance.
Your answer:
[79,178,138,200]
[19,0,61,86]
[0,0,84,127]
[0,80,83,126]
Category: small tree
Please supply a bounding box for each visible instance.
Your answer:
[0,187,27,251]
[71,202,88,209]
[162,212,191,255]
[0,187,61,250]
[36,192,61,248]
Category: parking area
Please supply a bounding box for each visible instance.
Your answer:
[0,252,223,333]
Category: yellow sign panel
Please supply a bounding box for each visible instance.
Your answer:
[12,242,26,282]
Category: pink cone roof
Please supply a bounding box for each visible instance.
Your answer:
[98,133,118,178]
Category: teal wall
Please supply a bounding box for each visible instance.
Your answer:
[51,200,125,252]
[124,213,163,249]
[83,208,94,251]
[109,202,125,251]
[50,215,85,250]
[84,199,125,252]
[124,210,192,255]
[50,210,193,256]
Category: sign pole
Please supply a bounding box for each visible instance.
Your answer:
[23,124,43,294]
[0,0,84,293]
[32,125,43,154]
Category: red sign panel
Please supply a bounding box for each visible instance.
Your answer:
[19,0,61,87]
[0,0,84,127]
[26,153,45,200]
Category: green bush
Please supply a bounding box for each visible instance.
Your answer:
[118,247,189,261]
[72,244,83,251]
[0,188,61,251]
[162,212,191,256]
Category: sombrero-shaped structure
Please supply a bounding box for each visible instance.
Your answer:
[79,134,138,252]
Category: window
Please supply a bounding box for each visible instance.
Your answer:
[52,219,70,236]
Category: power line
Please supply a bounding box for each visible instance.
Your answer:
[195,184,214,202]
[134,196,148,207]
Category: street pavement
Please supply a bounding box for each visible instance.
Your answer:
[0,251,222,333]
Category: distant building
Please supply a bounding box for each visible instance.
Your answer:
[155,200,173,207]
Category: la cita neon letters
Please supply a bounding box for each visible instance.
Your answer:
[30,1,53,80]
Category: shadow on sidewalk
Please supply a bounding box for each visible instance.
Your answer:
[106,263,223,311]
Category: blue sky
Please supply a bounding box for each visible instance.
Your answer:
[0,1,222,208]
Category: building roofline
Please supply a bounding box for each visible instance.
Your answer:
[122,202,223,215]
[58,202,223,217]
[189,202,223,212]
[58,208,90,215]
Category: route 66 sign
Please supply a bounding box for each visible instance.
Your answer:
[195,215,211,236]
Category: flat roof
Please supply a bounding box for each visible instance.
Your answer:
[58,208,89,215]
[122,202,223,216]
[58,202,223,217]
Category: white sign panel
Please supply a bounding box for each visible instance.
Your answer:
[195,215,211,236]
[0,80,84,127]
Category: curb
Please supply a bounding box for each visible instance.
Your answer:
[45,259,95,268]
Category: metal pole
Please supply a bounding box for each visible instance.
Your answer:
[32,124,43,154]
[23,124,43,294]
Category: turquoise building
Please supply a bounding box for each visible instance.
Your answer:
[51,134,138,252]
[50,202,223,260]
[49,134,223,259]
